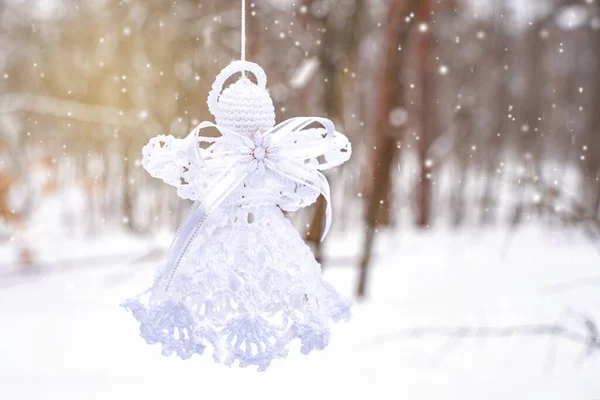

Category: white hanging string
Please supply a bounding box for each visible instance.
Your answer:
[241,0,246,61]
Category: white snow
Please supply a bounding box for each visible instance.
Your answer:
[1,225,600,399]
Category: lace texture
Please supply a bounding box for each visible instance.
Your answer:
[122,206,351,371]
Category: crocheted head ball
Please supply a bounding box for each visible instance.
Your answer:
[207,61,276,136]
[213,77,276,136]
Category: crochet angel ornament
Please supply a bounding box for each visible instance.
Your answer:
[122,60,352,371]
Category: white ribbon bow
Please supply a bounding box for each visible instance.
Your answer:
[161,117,336,291]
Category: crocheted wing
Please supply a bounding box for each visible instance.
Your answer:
[141,133,216,201]
[276,126,352,213]
[280,127,351,170]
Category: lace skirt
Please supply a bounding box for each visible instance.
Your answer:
[121,205,351,371]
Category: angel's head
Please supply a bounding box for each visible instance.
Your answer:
[208,61,276,136]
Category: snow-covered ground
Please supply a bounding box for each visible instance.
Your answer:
[1,225,599,399]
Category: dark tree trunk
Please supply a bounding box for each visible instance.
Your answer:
[414,0,434,228]
[305,1,362,266]
[357,0,410,299]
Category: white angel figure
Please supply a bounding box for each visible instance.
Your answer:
[122,61,352,371]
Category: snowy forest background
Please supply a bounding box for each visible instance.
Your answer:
[2,0,600,398]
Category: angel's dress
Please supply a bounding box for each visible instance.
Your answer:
[122,127,352,371]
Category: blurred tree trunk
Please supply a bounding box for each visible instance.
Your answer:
[591,1,600,216]
[480,9,509,226]
[305,13,342,264]
[451,109,472,227]
[122,137,136,232]
[245,0,259,61]
[357,0,410,298]
[305,0,363,265]
[414,0,434,228]
[511,19,544,225]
